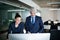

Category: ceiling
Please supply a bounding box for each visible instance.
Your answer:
[33,0,60,8]
[0,0,31,10]
[0,2,20,10]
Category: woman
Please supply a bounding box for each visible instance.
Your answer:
[8,13,24,34]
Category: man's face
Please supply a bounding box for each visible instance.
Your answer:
[30,11,35,16]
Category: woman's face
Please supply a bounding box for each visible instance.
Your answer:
[15,17,21,24]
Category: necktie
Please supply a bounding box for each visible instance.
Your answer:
[32,17,35,24]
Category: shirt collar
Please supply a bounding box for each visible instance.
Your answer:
[31,16,35,18]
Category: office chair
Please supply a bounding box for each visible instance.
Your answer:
[50,30,60,40]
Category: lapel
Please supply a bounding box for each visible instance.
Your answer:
[29,16,31,23]
[35,16,38,23]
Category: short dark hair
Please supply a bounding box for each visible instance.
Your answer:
[15,13,21,19]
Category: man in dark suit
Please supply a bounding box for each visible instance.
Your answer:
[25,9,44,33]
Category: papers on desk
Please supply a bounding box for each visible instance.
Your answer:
[58,26,60,30]
[44,25,51,29]
[9,33,50,40]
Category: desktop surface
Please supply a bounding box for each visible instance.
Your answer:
[9,33,50,40]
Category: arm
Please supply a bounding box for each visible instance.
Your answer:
[39,17,44,33]
[7,23,12,39]
[21,22,25,33]
[25,17,29,33]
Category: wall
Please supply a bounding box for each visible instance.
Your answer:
[41,8,54,22]
[0,10,8,25]
[56,10,60,22]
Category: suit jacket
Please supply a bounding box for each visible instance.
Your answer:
[8,22,24,34]
[25,16,44,33]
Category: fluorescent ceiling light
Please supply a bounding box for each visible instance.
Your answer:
[48,2,60,4]
[49,8,60,10]
[19,7,30,10]
[20,7,26,8]
[8,9,25,12]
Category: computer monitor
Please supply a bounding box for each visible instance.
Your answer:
[9,33,50,40]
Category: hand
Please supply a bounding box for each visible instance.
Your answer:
[28,31,31,34]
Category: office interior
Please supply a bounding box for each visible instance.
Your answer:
[0,0,60,40]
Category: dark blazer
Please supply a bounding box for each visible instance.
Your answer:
[8,22,24,34]
[25,16,44,33]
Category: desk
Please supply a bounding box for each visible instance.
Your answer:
[44,25,51,29]
[58,26,60,30]
[9,33,50,40]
